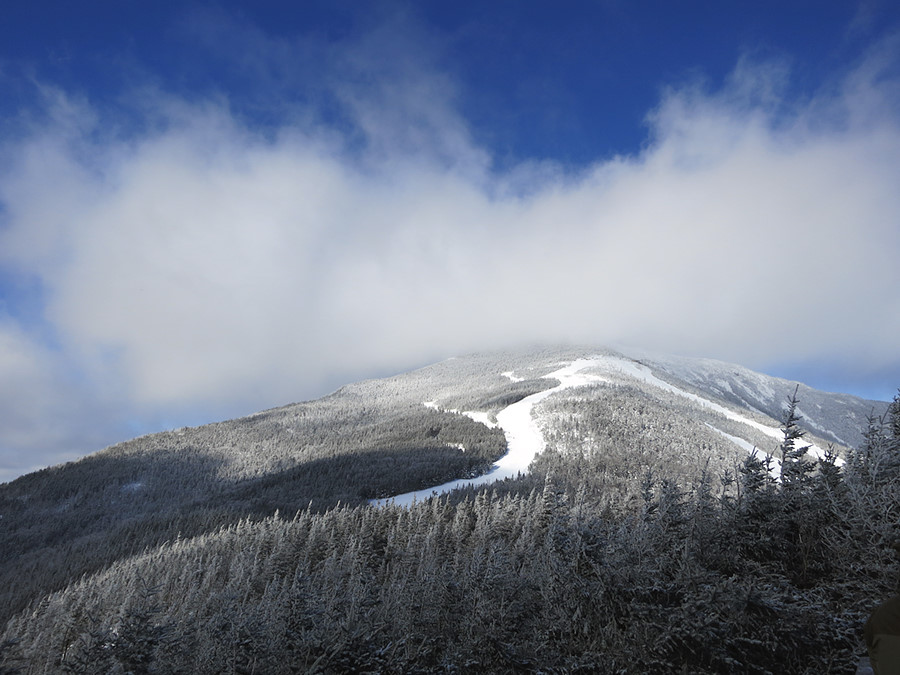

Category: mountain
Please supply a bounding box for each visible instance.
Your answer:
[0,346,895,673]
[622,348,882,448]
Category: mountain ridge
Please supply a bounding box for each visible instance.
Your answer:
[621,348,885,447]
[5,346,888,492]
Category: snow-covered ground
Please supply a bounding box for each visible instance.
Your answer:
[372,359,608,507]
[589,355,834,464]
[373,355,835,507]
[704,423,782,477]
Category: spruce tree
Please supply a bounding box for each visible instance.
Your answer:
[779,385,814,489]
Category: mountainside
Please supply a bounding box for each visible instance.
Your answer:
[623,349,881,449]
[0,347,896,673]
[376,348,884,507]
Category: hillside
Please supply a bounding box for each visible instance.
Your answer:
[0,347,895,673]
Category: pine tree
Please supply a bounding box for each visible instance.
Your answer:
[890,391,900,442]
[779,385,814,489]
[885,391,900,481]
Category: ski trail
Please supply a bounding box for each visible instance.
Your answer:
[372,359,607,507]
[704,423,782,478]
[372,355,837,508]
[589,355,836,464]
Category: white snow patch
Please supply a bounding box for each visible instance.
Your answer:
[704,423,781,479]
[502,371,524,382]
[426,401,499,430]
[704,423,756,454]
[462,410,498,429]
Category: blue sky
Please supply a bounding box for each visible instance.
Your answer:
[1,1,899,481]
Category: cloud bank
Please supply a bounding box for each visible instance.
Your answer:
[1,27,899,481]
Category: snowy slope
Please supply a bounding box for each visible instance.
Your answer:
[375,349,877,505]
[374,359,609,506]
[618,348,888,448]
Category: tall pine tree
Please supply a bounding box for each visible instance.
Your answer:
[779,385,814,489]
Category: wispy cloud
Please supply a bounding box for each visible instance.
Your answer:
[1,18,899,481]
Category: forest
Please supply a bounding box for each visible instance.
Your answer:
[0,378,519,632]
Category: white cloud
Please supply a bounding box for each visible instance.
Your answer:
[0,319,124,483]
[1,36,899,480]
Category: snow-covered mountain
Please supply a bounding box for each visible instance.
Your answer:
[376,349,886,504]
[0,346,894,674]
[620,348,883,449]
[371,346,886,505]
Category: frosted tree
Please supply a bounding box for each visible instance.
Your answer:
[779,385,814,488]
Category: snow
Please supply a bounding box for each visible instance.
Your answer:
[704,423,756,454]
[704,423,781,478]
[502,370,524,382]
[797,405,848,446]
[462,411,497,429]
[590,355,839,465]
[428,399,499,429]
[372,354,841,508]
[372,359,608,507]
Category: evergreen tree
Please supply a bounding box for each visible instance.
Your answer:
[779,385,814,488]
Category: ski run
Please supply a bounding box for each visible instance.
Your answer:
[374,355,830,507]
